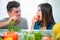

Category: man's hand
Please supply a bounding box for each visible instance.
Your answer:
[7,16,20,24]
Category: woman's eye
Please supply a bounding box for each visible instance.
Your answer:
[38,10,40,11]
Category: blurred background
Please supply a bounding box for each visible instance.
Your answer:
[0,0,60,29]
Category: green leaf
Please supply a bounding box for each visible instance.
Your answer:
[0,36,3,40]
[13,25,21,32]
[8,20,15,31]
[8,20,21,32]
[34,32,43,40]
[23,31,44,40]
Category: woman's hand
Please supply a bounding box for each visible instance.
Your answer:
[30,15,38,30]
[32,16,38,24]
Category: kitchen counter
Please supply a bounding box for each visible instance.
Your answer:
[0,29,52,40]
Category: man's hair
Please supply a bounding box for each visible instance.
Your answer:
[7,1,20,12]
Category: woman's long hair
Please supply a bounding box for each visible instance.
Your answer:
[37,3,55,27]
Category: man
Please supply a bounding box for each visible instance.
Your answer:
[0,1,28,29]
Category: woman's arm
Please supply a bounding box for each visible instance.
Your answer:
[30,16,38,30]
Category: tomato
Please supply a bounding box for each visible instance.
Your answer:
[2,31,18,40]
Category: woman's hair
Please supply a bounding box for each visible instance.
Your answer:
[37,3,55,27]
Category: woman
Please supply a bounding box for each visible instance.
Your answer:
[31,3,55,30]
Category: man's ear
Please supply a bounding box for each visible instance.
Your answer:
[8,12,11,17]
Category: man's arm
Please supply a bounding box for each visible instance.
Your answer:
[0,16,19,28]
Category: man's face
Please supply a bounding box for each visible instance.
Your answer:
[8,7,21,19]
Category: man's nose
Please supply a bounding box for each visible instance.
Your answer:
[18,12,21,16]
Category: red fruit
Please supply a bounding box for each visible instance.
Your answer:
[37,16,40,20]
[2,31,18,40]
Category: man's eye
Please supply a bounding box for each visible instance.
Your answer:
[15,11,18,13]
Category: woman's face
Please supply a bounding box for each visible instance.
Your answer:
[37,6,42,20]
